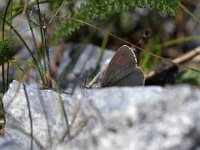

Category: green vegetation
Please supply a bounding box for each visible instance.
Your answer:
[53,0,179,44]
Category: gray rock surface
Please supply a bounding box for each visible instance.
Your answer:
[55,43,114,91]
[1,80,200,150]
[0,43,114,92]
[0,136,20,150]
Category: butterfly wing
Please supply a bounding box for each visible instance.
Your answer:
[110,66,145,86]
[101,45,145,87]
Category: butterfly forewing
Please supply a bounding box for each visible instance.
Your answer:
[101,45,145,87]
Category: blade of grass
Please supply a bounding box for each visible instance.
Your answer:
[179,2,200,25]
[1,16,45,83]
[161,35,200,48]
[6,0,14,92]
[36,0,47,75]
[23,84,33,150]
[94,25,111,73]
[2,0,12,94]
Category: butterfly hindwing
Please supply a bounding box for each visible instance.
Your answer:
[111,67,145,86]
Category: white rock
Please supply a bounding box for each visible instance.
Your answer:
[1,80,200,150]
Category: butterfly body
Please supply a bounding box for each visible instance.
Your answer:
[101,45,145,87]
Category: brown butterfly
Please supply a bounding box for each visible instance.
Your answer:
[101,45,145,87]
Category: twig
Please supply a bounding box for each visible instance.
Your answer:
[146,46,200,84]
[86,68,106,88]
[172,47,200,64]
